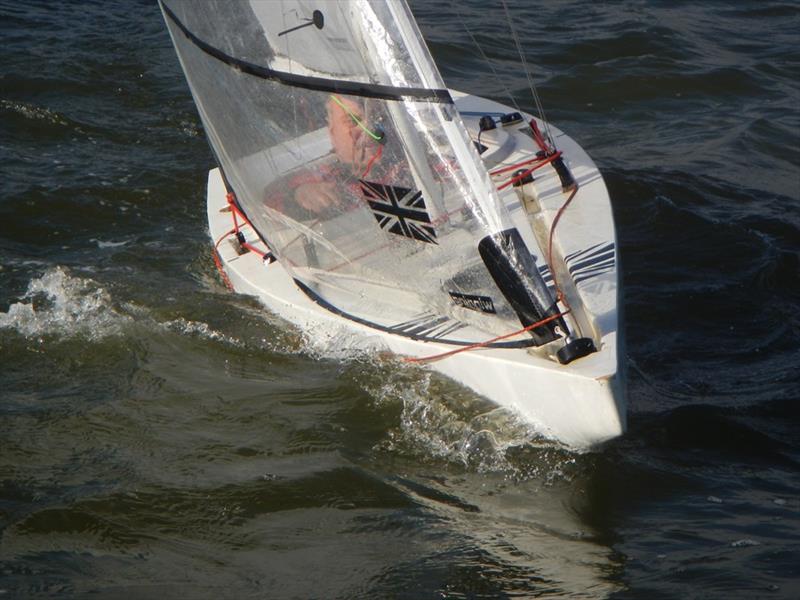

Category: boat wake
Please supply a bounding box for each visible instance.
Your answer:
[255,310,581,470]
[160,316,246,349]
[298,321,390,362]
[1,266,578,476]
[287,318,556,469]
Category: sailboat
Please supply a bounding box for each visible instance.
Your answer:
[159,0,626,448]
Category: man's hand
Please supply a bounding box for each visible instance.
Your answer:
[294,181,339,212]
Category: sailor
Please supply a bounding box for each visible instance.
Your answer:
[291,95,382,214]
[261,92,415,233]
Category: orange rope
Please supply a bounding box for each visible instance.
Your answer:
[402,309,570,364]
[213,228,236,291]
[362,143,383,178]
[547,186,579,310]
[489,150,561,177]
[224,192,271,259]
[227,192,250,231]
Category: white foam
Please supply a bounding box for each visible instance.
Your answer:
[161,317,245,348]
[92,238,131,249]
[369,367,543,474]
[285,320,558,473]
[0,269,271,352]
[0,99,69,126]
[299,322,389,361]
[0,267,130,339]
[730,539,761,548]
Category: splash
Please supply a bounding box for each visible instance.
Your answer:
[0,267,292,352]
[367,365,546,474]
[291,321,568,474]
[299,321,390,362]
[0,267,130,340]
[161,317,245,348]
[279,319,547,471]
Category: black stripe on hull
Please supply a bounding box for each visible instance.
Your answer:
[292,279,538,349]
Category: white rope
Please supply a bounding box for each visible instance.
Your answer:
[452,1,522,115]
[499,0,556,150]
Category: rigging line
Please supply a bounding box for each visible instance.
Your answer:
[547,186,579,311]
[451,1,521,114]
[407,186,581,364]
[495,151,563,190]
[402,309,571,364]
[362,144,383,177]
[499,0,556,150]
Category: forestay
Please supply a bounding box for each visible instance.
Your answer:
[161,0,563,343]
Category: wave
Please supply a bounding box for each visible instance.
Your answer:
[361,365,573,474]
[0,267,255,352]
[0,98,70,127]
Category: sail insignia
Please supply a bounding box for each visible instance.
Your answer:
[360,180,437,244]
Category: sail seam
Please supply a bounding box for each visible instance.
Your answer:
[160,1,453,103]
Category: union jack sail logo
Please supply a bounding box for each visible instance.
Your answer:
[359,179,437,244]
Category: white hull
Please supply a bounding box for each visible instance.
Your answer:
[207,92,626,449]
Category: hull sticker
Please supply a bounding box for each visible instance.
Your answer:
[449,291,496,314]
[565,242,615,285]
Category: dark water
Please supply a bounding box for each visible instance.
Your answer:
[1,0,798,597]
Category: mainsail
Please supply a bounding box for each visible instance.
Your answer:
[161,0,564,344]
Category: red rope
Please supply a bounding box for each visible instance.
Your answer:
[402,309,571,364]
[489,150,561,177]
[495,152,563,191]
[241,241,268,258]
[213,228,236,291]
[362,143,383,178]
[547,186,579,310]
[212,192,274,290]
[225,191,270,258]
[490,119,561,190]
[227,192,249,231]
[529,119,551,154]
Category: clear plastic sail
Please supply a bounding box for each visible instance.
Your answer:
[161,0,559,342]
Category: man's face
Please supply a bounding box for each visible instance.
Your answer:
[327,97,364,165]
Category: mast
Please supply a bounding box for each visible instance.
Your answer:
[381,0,505,233]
